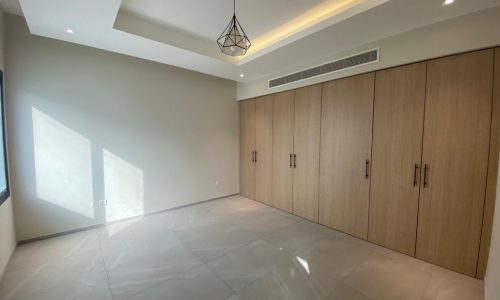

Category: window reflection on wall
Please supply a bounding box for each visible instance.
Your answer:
[103,149,144,222]
[32,108,94,218]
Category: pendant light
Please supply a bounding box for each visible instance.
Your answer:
[217,0,251,56]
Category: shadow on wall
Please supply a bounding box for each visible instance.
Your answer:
[32,107,144,224]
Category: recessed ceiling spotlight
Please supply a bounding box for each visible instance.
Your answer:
[240,74,245,78]
[65,28,74,34]
[443,0,454,5]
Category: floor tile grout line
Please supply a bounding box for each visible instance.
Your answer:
[202,260,241,296]
[96,234,114,300]
[228,244,299,297]
[119,264,202,300]
[175,202,306,266]
[157,202,269,296]
[118,248,237,300]
[184,206,302,295]
[322,251,376,300]
[111,222,210,300]
[169,201,302,268]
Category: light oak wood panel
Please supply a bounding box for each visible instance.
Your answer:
[272,91,295,213]
[319,73,375,239]
[292,84,322,222]
[477,47,500,278]
[255,96,273,206]
[368,63,427,256]
[416,49,494,276]
[239,99,255,199]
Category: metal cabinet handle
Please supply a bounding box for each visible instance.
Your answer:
[255,151,257,163]
[289,154,292,168]
[365,160,370,179]
[252,151,255,162]
[293,154,297,168]
[413,164,419,186]
[423,164,429,187]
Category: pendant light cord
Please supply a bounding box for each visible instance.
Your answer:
[233,0,236,16]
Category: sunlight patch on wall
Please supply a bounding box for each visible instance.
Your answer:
[32,108,94,218]
[103,149,144,222]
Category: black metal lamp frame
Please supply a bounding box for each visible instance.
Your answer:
[217,0,251,56]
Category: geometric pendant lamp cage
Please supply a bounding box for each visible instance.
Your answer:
[217,0,251,56]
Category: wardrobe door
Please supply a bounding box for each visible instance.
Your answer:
[319,73,374,239]
[255,96,273,205]
[272,91,295,213]
[416,50,494,276]
[292,85,322,222]
[477,47,500,279]
[239,99,256,199]
[368,63,426,256]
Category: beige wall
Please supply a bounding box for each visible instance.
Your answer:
[5,15,238,241]
[0,9,17,280]
[237,6,500,100]
[486,156,500,299]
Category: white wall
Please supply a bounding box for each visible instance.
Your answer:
[5,15,239,241]
[0,199,15,279]
[0,9,17,280]
[237,6,500,100]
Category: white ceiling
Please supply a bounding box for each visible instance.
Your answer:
[121,0,332,41]
[115,0,388,63]
[1,0,500,82]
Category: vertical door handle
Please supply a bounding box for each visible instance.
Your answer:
[289,154,293,168]
[252,151,255,162]
[255,151,258,163]
[423,164,429,188]
[413,164,419,186]
[365,160,370,179]
[293,154,297,168]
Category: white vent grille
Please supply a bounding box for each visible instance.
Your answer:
[269,48,379,88]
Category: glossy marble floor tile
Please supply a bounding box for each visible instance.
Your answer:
[0,195,485,300]
[126,266,234,300]
[263,219,334,254]
[206,240,291,292]
[153,205,214,230]
[291,238,372,298]
[103,243,203,300]
[238,257,324,300]
[422,271,484,300]
[172,217,241,244]
[326,284,372,300]
[181,223,259,262]
[7,229,100,271]
[0,252,111,300]
[238,236,372,300]
[343,253,431,300]
[233,210,300,237]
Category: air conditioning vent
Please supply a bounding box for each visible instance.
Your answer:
[269,48,379,88]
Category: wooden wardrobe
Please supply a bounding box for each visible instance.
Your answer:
[319,73,374,239]
[368,62,427,256]
[239,47,499,278]
[254,96,273,205]
[270,86,322,221]
[415,50,494,276]
[239,99,255,199]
